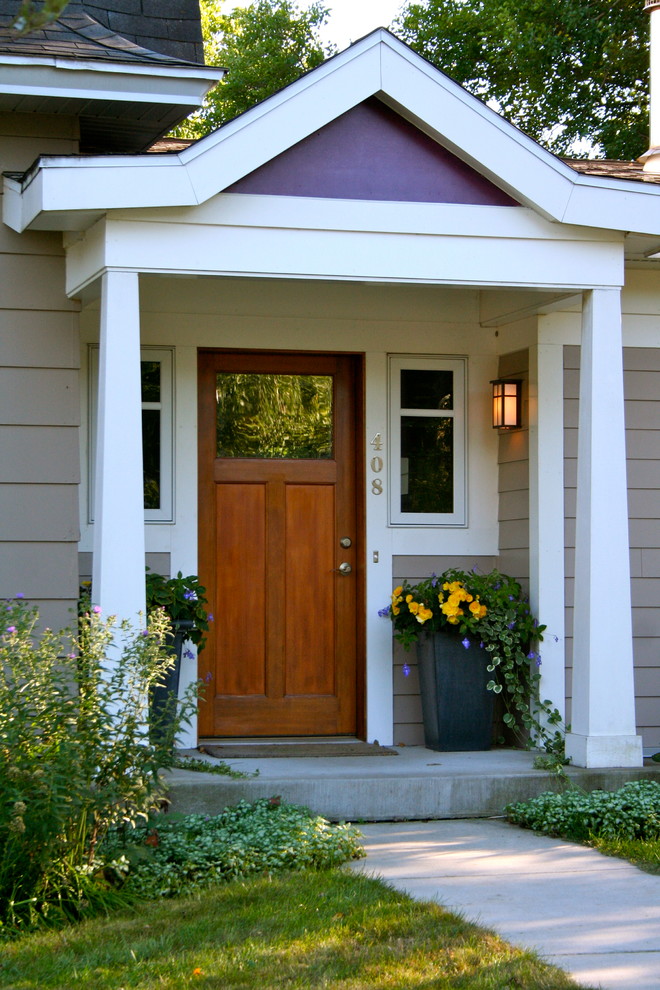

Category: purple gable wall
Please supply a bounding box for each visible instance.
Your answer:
[227,98,518,206]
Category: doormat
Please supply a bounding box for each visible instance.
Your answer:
[200,742,398,758]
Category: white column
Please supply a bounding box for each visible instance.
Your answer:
[565,289,642,767]
[528,339,566,727]
[92,270,146,626]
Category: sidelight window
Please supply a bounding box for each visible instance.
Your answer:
[89,347,173,522]
[389,356,466,526]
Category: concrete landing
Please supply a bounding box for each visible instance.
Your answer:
[349,819,660,990]
[165,746,660,821]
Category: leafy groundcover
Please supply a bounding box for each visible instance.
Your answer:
[506,779,660,842]
[101,798,365,900]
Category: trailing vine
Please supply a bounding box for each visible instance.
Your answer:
[380,568,566,756]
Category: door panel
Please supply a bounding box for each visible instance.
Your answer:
[198,351,362,737]
[284,484,335,695]
[214,483,266,697]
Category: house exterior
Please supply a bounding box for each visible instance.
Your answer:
[2,1,660,767]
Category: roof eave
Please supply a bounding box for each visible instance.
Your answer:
[0,53,223,107]
[8,29,660,238]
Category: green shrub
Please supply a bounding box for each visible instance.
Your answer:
[0,598,196,932]
[103,798,365,899]
[505,779,660,842]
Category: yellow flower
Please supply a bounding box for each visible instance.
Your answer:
[447,615,460,624]
[408,600,420,615]
[416,605,433,624]
[393,586,403,596]
[406,594,413,603]
[442,601,463,617]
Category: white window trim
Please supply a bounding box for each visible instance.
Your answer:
[388,354,467,527]
[88,345,175,524]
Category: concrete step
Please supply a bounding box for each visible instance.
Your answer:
[165,747,660,821]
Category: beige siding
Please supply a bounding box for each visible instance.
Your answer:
[0,426,79,483]
[564,345,660,751]
[0,113,81,615]
[496,350,530,582]
[392,554,496,745]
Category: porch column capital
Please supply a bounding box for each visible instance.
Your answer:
[565,288,642,768]
[92,270,146,626]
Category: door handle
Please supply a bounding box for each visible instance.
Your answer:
[338,562,352,575]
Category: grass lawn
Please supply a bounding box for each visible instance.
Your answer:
[0,869,591,990]
[592,835,660,874]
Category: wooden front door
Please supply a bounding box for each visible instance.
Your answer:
[198,351,362,737]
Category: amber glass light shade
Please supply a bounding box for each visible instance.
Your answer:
[491,379,521,429]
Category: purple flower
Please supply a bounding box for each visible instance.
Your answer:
[402,663,411,677]
[183,589,197,601]
[507,621,515,629]
[204,671,213,683]
[479,641,484,649]
[508,595,515,601]
[183,649,194,660]
[15,593,24,599]
[527,651,536,660]
[536,655,542,667]
[68,652,77,660]
[141,629,149,637]
[92,605,102,614]
[553,635,559,643]
[208,614,214,623]
[6,626,16,634]
[430,572,438,588]
[378,605,391,617]
[462,637,470,649]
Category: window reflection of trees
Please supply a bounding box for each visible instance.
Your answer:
[215,373,333,459]
[401,416,453,514]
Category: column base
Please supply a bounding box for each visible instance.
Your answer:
[565,732,643,768]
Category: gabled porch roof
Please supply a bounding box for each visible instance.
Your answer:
[6,28,660,242]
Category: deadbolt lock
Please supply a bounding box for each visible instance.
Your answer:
[339,537,352,548]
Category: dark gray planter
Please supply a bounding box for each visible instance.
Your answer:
[150,619,195,748]
[416,628,494,751]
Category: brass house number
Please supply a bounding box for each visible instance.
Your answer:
[370,434,384,495]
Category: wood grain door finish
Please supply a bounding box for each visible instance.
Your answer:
[198,351,361,737]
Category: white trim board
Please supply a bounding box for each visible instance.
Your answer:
[7,30,660,238]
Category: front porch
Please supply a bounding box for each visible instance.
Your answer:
[166,745,660,822]
[9,29,655,767]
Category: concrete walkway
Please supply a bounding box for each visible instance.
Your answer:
[348,818,660,990]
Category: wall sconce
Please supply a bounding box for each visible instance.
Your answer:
[491,379,522,429]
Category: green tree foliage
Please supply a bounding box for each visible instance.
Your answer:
[395,0,649,159]
[215,372,333,459]
[175,0,335,138]
[11,0,69,34]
